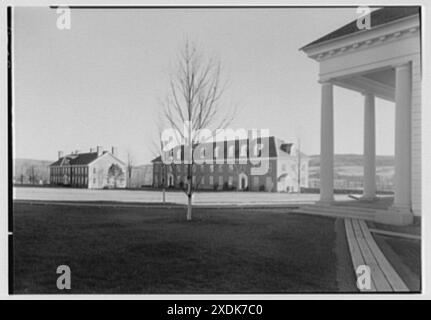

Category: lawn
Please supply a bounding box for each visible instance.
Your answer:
[12,202,348,294]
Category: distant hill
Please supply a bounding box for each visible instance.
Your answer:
[308,154,394,191]
[13,158,54,184]
[309,154,394,167]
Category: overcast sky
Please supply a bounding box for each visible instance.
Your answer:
[13,7,395,164]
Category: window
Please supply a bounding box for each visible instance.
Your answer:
[254,144,262,157]
[201,176,205,185]
[177,149,181,160]
[228,176,233,186]
[228,145,234,158]
[218,164,223,172]
[218,176,223,187]
[214,146,220,158]
[93,178,96,184]
[93,167,96,174]
[209,176,214,185]
[240,144,247,157]
[210,165,214,172]
[253,176,260,187]
[229,164,234,171]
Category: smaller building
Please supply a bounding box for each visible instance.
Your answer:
[49,146,126,189]
[129,164,153,188]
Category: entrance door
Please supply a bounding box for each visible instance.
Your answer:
[238,173,248,191]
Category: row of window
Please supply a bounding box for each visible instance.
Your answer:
[167,144,263,161]
[156,174,268,188]
[50,175,89,185]
[155,164,272,174]
[51,166,89,176]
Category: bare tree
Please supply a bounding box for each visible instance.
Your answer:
[297,138,301,194]
[159,39,236,221]
[26,166,37,185]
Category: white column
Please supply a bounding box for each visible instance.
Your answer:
[320,82,334,203]
[393,63,412,210]
[362,92,376,199]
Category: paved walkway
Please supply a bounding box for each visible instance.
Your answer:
[13,187,351,206]
[345,218,409,292]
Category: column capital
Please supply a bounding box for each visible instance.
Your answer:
[318,80,333,86]
[393,62,411,70]
[361,91,374,97]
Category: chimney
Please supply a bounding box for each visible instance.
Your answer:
[111,146,118,157]
[58,151,63,159]
[97,146,103,157]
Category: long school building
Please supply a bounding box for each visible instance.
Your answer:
[152,136,309,192]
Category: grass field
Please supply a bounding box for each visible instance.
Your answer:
[12,202,350,294]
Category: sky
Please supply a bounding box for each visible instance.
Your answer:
[13,7,395,164]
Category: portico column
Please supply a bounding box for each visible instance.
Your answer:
[393,63,412,210]
[362,92,376,199]
[320,82,334,203]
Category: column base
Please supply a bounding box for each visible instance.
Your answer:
[375,206,413,226]
[317,198,334,206]
[360,195,378,202]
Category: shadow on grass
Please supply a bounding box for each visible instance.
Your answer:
[13,203,342,294]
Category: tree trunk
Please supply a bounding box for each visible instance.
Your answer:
[186,195,192,221]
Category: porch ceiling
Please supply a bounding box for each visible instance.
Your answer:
[333,68,396,102]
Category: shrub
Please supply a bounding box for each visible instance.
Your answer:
[259,185,265,192]
[213,183,219,191]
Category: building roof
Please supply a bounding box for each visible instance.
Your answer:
[49,152,99,167]
[301,7,420,50]
[152,136,295,163]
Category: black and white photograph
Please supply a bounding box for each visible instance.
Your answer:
[3,1,430,304]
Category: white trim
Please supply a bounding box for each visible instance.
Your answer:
[87,152,126,167]
[303,14,419,60]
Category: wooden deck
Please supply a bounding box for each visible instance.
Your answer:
[344,218,409,292]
